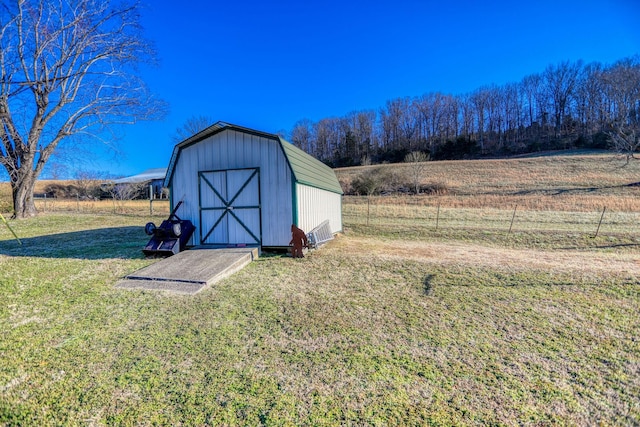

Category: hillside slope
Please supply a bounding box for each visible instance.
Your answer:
[337,154,640,212]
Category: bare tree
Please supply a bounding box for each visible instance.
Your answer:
[103,180,146,213]
[290,118,315,152]
[289,56,639,165]
[404,151,430,194]
[314,118,343,162]
[520,73,542,128]
[470,88,491,152]
[74,170,103,199]
[574,62,605,135]
[602,58,640,126]
[313,119,331,161]
[543,60,582,138]
[0,0,165,218]
[380,97,416,151]
[415,92,458,153]
[171,115,214,144]
[608,125,639,164]
[351,166,391,196]
[458,93,475,140]
[46,161,67,180]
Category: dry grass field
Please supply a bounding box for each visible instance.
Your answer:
[0,153,639,425]
[0,180,170,216]
[338,153,640,238]
[337,153,640,212]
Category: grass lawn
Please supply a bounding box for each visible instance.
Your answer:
[1,212,638,426]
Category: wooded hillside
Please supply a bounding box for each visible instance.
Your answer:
[288,57,640,166]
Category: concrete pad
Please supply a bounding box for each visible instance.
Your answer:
[116,246,259,294]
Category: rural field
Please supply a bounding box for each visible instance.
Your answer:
[1,154,639,425]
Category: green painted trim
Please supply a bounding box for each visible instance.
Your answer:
[201,206,260,211]
[169,188,174,213]
[198,168,262,246]
[165,122,280,188]
[338,196,343,232]
[295,180,344,195]
[197,172,203,243]
[291,178,298,226]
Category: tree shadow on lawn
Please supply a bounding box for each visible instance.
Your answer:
[511,181,640,196]
[558,242,640,251]
[0,226,148,260]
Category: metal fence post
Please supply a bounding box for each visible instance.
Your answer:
[508,205,517,234]
[593,206,606,238]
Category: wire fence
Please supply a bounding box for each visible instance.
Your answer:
[11,195,640,238]
[32,197,171,216]
[342,196,638,236]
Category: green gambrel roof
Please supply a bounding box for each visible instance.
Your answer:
[164,122,343,195]
[278,136,343,194]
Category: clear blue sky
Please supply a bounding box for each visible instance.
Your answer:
[53,0,640,178]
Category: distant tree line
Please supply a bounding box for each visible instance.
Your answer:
[288,57,640,166]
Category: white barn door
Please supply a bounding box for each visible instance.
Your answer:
[198,168,261,245]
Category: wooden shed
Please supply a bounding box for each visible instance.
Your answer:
[163,121,343,249]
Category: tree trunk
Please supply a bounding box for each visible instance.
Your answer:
[11,173,38,219]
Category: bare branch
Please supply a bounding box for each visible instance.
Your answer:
[404,151,430,194]
[608,126,639,164]
[0,0,165,217]
[171,115,214,144]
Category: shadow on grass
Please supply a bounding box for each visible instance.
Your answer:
[423,274,436,296]
[558,242,640,251]
[511,181,640,197]
[0,226,148,259]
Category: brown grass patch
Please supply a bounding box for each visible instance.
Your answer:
[332,235,640,281]
[337,154,640,212]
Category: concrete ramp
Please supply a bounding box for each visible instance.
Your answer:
[116,247,259,294]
